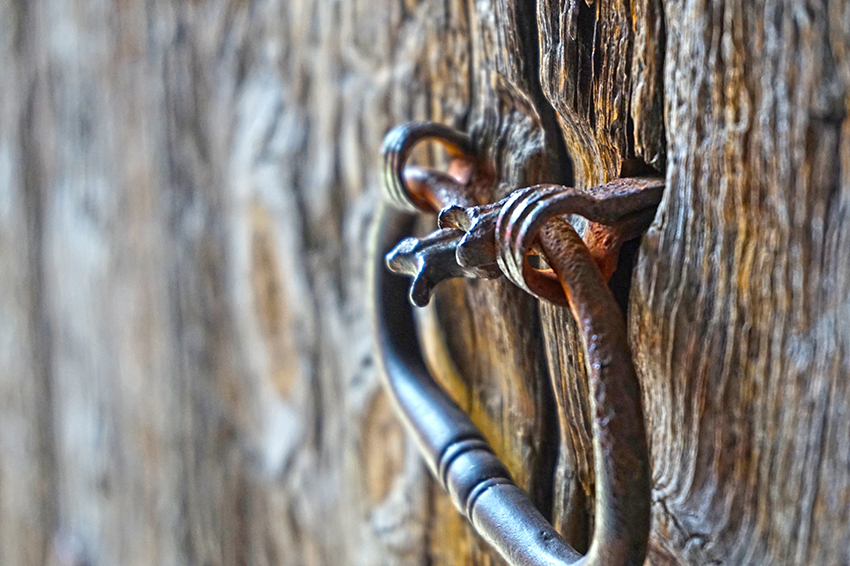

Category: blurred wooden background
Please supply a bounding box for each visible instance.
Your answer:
[2,1,442,563]
[2,0,850,565]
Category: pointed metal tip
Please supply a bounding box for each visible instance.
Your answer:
[409,274,434,307]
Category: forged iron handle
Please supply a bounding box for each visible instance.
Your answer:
[371,122,655,566]
[372,210,583,565]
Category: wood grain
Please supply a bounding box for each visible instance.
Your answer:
[3,0,849,565]
[632,0,850,563]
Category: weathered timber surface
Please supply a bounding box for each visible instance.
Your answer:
[534,0,850,563]
[2,0,849,565]
[630,1,850,564]
[533,0,669,550]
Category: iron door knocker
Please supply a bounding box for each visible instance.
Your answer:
[371,123,663,566]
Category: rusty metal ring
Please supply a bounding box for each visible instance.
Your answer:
[495,185,570,304]
[381,122,477,213]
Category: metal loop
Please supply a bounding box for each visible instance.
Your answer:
[495,186,568,305]
[381,122,476,213]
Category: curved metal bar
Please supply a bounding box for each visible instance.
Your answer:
[535,216,651,566]
[371,207,584,565]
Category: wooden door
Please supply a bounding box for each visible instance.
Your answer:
[1,0,848,565]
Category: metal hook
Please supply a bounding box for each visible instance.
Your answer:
[372,210,585,565]
[380,123,501,306]
[381,122,482,213]
[372,122,660,566]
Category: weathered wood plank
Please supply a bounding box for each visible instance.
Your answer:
[399,3,577,565]
[0,0,456,563]
[533,0,668,551]
[4,0,849,565]
[0,5,56,564]
[631,0,850,563]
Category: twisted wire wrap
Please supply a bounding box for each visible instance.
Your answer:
[495,179,665,305]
